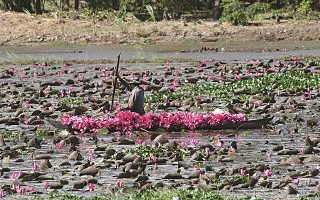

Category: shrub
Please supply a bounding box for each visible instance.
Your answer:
[222,0,247,25]
[245,2,271,20]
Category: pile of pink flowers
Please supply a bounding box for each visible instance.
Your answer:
[61,111,248,133]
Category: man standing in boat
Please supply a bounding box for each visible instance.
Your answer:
[116,74,145,115]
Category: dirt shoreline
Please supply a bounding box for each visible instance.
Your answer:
[1,11,320,47]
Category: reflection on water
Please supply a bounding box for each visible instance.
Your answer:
[95,129,293,147]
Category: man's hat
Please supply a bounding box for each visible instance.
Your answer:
[129,79,141,85]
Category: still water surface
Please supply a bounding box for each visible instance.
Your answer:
[0,40,320,62]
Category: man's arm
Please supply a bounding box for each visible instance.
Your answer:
[116,74,131,91]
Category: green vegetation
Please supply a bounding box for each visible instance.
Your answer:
[35,129,54,136]
[222,0,248,25]
[147,71,320,103]
[180,38,201,45]
[2,0,320,25]
[0,55,197,66]
[30,188,257,200]
[124,145,186,160]
[59,97,85,108]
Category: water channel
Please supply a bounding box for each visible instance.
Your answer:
[0,40,320,62]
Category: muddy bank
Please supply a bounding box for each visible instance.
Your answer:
[0,11,320,47]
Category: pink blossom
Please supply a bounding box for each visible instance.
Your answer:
[288,130,295,135]
[263,168,272,177]
[10,171,21,180]
[55,142,64,149]
[178,141,188,149]
[44,181,49,190]
[150,156,157,163]
[292,179,299,186]
[299,148,304,154]
[116,179,122,188]
[31,162,38,173]
[87,156,93,163]
[190,139,199,147]
[60,111,247,134]
[193,165,200,171]
[263,68,267,75]
[240,168,246,176]
[304,90,312,97]
[272,103,277,109]
[213,141,222,148]
[59,90,64,97]
[255,100,263,106]
[136,139,143,146]
[0,190,4,198]
[88,183,95,193]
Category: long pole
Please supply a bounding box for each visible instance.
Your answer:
[111,53,121,111]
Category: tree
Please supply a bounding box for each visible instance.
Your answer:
[212,0,222,20]
[1,0,33,12]
[74,0,79,10]
[33,0,42,14]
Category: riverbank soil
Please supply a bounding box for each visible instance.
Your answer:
[0,11,320,46]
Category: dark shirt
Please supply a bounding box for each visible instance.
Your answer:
[128,86,145,115]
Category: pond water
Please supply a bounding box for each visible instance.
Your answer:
[0,42,319,199]
[0,40,320,62]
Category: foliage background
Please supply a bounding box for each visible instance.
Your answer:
[1,0,320,25]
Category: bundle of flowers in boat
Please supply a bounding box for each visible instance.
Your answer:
[60,110,248,133]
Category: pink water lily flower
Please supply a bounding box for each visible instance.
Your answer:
[136,139,143,146]
[88,183,95,193]
[55,142,64,149]
[263,168,272,177]
[44,181,49,190]
[213,141,222,148]
[240,168,246,176]
[87,156,93,163]
[299,148,304,154]
[292,179,299,186]
[190,139,199,147]
[150,156,157,163]
[193,165,200,171]
[116,179,122,188]
[31,162,39,173]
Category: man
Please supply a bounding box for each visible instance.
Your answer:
[116,74,145,115]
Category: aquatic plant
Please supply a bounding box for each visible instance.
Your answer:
[124,145,185,160]
[147,71,320,103]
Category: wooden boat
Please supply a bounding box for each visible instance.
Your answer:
[47,117,273,132]
[210,117,273,130]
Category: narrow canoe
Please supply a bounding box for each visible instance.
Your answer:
[210,117,273,130]
[47,117,273,132]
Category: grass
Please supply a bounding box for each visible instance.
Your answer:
[180,38,201,45]
[29,188,258,200]
[0,56,198,66]
[51,39,70,46]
